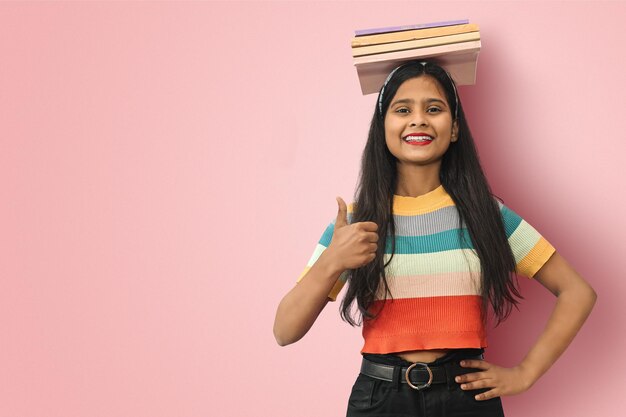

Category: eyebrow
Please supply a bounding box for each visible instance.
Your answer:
[390,98,447,107]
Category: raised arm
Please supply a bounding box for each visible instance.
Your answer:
[273,249,344,346]
[273,197,379,346]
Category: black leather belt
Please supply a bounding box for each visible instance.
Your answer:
[360,353,484,390]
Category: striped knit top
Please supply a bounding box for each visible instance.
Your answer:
[296,185,556,354]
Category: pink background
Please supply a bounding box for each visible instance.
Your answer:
[1,1,623,416]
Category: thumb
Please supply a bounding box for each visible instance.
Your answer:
[335,196,348,229]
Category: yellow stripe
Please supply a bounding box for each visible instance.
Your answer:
[393,195,455,215]
[296,265,348,302]
[346,185,453,215]
[517,236,556,278]
[328,278,346,301]
[296,266,311,283]
[392,186,455,215]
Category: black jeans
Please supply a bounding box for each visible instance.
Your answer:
[346,349,505,417]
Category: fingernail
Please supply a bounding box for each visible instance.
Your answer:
[455,376,461,382]
[460,361,466,366]
[461,384,467,389]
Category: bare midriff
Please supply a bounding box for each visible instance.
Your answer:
[394,349,452,363]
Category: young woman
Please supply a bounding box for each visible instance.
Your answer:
[273,60,596,417]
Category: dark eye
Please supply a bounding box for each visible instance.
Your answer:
[395,107,409,114]
[427,107,442,113]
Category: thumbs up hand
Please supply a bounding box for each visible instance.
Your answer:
[326,197,379,271]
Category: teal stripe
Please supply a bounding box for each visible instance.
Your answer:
[320,222,473,254]
[385,228,473,254]
[319,223,335,247]
[320,204,522,253]
[500,205,523,238]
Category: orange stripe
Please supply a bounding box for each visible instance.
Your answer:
[361,295,487,353]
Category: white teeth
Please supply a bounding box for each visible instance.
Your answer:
[404,136,432,142]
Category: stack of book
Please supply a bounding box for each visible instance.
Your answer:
[352,19,481,95]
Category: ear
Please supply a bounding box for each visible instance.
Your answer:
[451,120,459,142]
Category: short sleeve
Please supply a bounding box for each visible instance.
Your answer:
[498,201,556,278]
[296,209,353,301]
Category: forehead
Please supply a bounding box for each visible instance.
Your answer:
[392,75,448,102]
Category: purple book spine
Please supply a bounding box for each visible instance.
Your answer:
[355,19,469,36]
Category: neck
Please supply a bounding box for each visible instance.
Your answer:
[395,162,441,197]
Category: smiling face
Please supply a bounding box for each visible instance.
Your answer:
[384,75,458,170]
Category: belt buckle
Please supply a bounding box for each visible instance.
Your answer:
[405,362,433,390]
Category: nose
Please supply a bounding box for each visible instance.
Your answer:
[409,111,428,127]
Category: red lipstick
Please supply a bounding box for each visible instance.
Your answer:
[402,132,434,146]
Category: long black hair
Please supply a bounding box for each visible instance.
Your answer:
[339,60,521,327]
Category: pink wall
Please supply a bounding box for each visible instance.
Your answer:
[1,1,623,416]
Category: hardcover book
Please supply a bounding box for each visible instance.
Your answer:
[352,31,480,57]
[351,23,479,48]
[354,41,481,95]
[355,19,469,36]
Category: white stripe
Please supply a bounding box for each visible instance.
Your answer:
[306,243,327,267]
[383,249,481,277]
[378,271,482,300]
[508,220,542,264]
